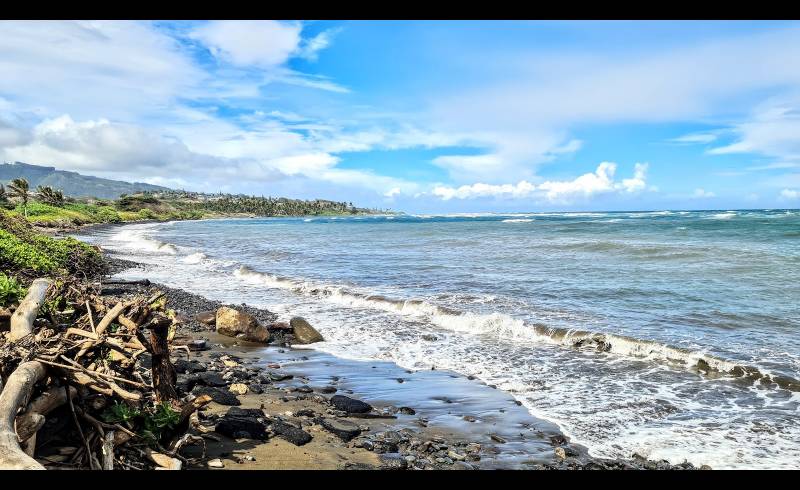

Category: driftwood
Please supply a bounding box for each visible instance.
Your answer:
[0,361,47,469]
[9,279,52,342]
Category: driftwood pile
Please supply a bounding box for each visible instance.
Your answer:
[0,277,210,470]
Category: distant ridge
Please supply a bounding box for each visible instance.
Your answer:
[0,161,171,199]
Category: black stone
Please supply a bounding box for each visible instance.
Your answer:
[329,395,372,414]
[270,420,312,446]
[192,386,241,406]
[316,417,362,442]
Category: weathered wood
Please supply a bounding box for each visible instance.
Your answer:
[9,278,52,341]
[0,361,47,469]
[102,431,114,470]
[147,317,177,402]
[95,302,125,336]
[15,413,44,443]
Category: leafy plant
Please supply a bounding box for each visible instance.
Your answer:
[0,272,26,306]
[7,178,29,217]
[102,401,141,424]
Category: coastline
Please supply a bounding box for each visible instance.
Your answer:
[94,223,704,470]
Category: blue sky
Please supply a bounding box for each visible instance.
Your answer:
[1,20,799,212]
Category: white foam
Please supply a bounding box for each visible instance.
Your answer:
[181,252,208,264]
[502,218,534,223]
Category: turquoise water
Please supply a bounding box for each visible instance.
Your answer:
[78,209,800,468]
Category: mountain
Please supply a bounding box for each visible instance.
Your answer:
[0,161,171,199]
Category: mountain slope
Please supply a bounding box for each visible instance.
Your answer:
[0,161,170,199]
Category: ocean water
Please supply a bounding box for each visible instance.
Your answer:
[75,209,800,469]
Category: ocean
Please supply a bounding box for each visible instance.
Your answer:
[75,209,800,469]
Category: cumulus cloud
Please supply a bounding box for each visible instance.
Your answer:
[780,188,799,200]
[432,162,650,202]
[692,188,716,198]
[190,21,303,68]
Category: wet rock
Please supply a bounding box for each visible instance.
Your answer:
[192,386,241,406]
[196,371,228,387]
[267,372,293,382]
[318,386,337,394]
[463,415,477,422]
[289,317,324,344]
[329,394,372,414]
[549,434,567,446]
[216,306,270,343]
[421,334,438,341]
[270,419,312,446]
[398,406,416,415]
[490,434,507,444]
[248,384,264,394]
[266,321,292,331]
[554,447,567,460]
[316,417,362,442]
[187,339,208,351]
[700,464,712,470]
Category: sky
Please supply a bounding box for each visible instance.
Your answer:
[1,20,800,213]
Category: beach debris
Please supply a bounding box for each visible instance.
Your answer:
[207,458,224,468]
[289,317,324,344]
[215,307,270,343]
[0,278,210,470]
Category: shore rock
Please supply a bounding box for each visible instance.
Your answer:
[215,407,268,440]
[290,317,324,344]
[195,311,216,326]
[270,420,312,446]
[192,386,241,406]
[329,395,372,414]
[216,306,271,343]
[316,417,362,441]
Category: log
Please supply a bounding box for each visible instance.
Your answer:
[9,278,52,342]
[95,302,126,336]
[15,413,44,443]
[102,431,114,470]
[147,317,177,402]
[15,385,77,442]
[0,361,47,469]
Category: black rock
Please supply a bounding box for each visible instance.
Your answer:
[174,359,207,374]
[378,453,408,470]
[215,408,268,440]
[398,407,416,415]
[192,386,241,406]
[316,417,362,442]
[248,384,264,394]
[318,386,337,394]
[270,420,312,446]
[196,372,228,387]
[329,395,372,414]
[187,339,208,351]
[269,372,294,382]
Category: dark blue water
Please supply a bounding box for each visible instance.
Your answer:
[77,209,800,468]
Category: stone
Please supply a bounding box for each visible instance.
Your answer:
[448,451,466,461]
[229,383,248,395]
[195,311,216,326]
[248,384,264,394]
[554,447,567,460]
[173,359,207,374]
[398,406,416,415]
[192,386,241,406]
[207,459,224,468]
[289,317,324,344]
[216,306,270,343]
[215,408,268,440]
[196,372,228,387]
[378,453,408,470]
[318,386,337,394]
[317,417,362,442]
[266,321,292,331]
[490,434,507,444]
[222,359,239,368]
[187,339,208,351]
[329,394,372,414]
[421,334,438,341]
[270,420,312,446]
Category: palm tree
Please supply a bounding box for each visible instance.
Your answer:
[36,185,65,206]
[0,184,9,209]
[7,178,29,217]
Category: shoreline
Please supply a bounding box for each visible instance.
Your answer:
[96,234,704,470]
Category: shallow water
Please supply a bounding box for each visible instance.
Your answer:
[75,209,800,469]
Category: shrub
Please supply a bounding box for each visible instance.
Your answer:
[0,272,26,306]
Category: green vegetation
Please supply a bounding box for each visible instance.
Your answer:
[7,178,29,217]
[0,272,26,307]
[0,209,104,278]
[102,401,180,445]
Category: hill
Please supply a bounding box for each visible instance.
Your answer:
[0,161,170,199]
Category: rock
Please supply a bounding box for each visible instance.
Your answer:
[554,447,567,460]
[378,453,408,470]
[267,372,293,382]
[453,462,475,470]
[270,420,312,446]
[195,311,216,326]
[290,317,324,344]
[266,321,292,331]
[316,417,362,441]
[196,372,228,387]
[187,339,208,351]
[329,394,372,414]
[318,386,337,394]
[229,383,248,395]
[192,386,241,406]
[222,359,239,368]
[173,359,207,374]
[421,334,438,341]
[215,408,268,440]
[216,306,270,343]
[448,451,466,461]
[549,434,567,446]
[398,406,416,415]
[700,464,712,470]
[248,384,264,394]
[207,459,224,468]
[463,415,477,422]
[490,434,507,444]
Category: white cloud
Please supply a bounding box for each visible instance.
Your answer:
[190,21,303,68]
[693,188,716,198]
[384,187,401,198]
[670,132,718,144]
[780,188,799,200]
[432,162,650,202]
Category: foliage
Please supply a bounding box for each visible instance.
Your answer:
[0,272,26,306]
[102,401,180,445]
[36,185,65,206]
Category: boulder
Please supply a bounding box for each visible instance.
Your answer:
[216,307,270,343]
[289,317,324,344]
[229,383,248,395]
[329,395,372,414]
[215,408,268,440]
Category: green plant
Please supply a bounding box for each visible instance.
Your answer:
[102,401,141,424]
[7,178,29,217]
[0,272,26,306]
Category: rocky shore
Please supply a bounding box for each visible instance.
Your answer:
[100,253,706,471]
